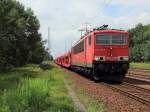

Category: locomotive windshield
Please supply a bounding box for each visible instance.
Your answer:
[96,34,126,45]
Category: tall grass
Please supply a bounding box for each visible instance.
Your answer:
[0,78,51,112]
[0,63,77,112]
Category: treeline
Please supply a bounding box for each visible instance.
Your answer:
[0,0,47,71]
[128,23,150,62]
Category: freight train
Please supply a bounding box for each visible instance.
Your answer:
[55,25,130,82]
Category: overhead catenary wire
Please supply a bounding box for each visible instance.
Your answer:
[71,0,112,33]
[88,0,113,25]
[78,0,113,34]
[59,0,113,57]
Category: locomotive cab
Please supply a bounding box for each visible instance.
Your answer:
[92,29,130,82]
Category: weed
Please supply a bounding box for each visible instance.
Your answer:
[0,63,77,112]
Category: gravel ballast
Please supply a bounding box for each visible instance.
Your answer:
[65,70,150,112]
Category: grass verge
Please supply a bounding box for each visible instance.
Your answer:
[67,79,107,112]
[0,63,77,112]
[130,62,150,69]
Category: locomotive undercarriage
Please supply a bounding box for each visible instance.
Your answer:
[71,62,129,82]
[92,62,129,82]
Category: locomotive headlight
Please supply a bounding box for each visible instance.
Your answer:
[94,56,105,61]
[94,56,99,61]
[119,56,129,61]
[123,56,129,61]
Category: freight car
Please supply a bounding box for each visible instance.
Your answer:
[55,25,130,82]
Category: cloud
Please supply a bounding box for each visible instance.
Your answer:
[93,12,150,29]
[18,0,150,57]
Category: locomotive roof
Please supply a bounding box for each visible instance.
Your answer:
[72,29,128,47]
[92,29,128,34]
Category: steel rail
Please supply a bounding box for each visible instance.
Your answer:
[101,82,150,106]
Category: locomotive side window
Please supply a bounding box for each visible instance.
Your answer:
[96,34,126,45]
[73,40,84,54]
[88,36,91,45]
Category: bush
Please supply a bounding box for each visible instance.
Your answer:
[39,62,53,70]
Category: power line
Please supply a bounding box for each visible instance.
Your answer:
[89,0,113,23]
[102,0,112,10]
[77,0,112,33]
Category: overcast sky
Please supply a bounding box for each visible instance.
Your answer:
[18,0,150,57]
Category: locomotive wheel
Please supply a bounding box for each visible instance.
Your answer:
[92,66,100,81]
[93,74,100,81]
[92,71,100,81]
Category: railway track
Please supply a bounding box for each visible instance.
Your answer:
[127,74,150,81]
[63,67,150,111]
[102,82,150,106]
[129,68,150,73]
[64,67,150,106]
[127,69,150,81]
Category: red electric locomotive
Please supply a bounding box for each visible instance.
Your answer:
[56,25,130,82]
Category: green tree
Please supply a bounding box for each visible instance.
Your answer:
[128,23,150,62]
[0,0,46,71]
